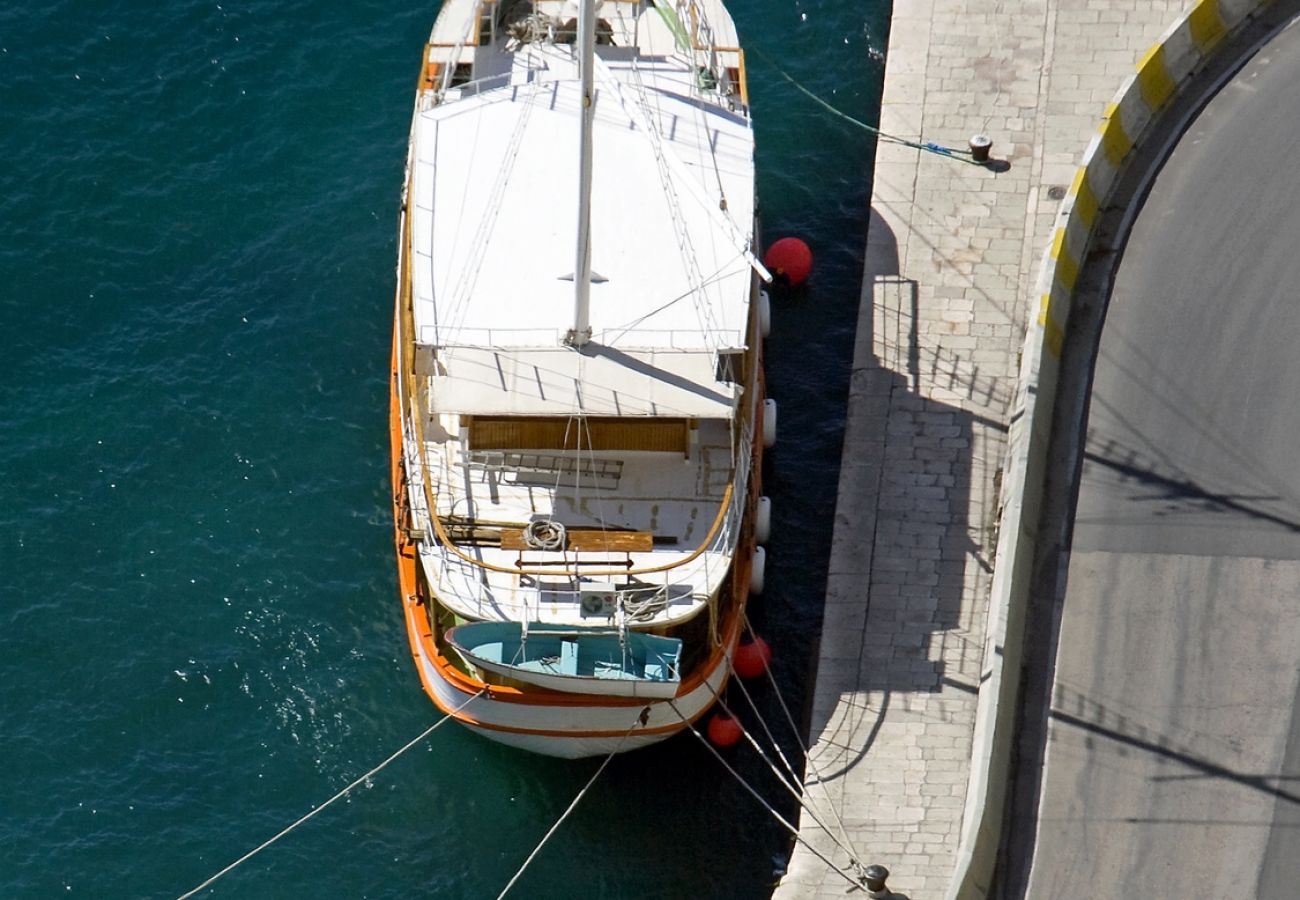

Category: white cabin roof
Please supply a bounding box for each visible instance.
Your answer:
[428,344,736,417]
[408,46,756,354]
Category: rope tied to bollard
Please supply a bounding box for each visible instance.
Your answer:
[748,46,992,167]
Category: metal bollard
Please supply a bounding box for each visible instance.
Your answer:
[968,133,992,163]
[863,864,891,898]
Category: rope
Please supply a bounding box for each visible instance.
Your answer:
[708,679,865,876]
[523,517,567,551]
[748,45,985,166]
[495,710,648,899]
[177,690,484,900]
[668,701,865,892]
[744,613,863,855]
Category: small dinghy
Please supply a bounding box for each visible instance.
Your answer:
[446,622,683,699]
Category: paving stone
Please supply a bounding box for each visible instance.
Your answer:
[774,4,1192,895]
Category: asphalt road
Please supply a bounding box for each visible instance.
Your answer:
[1024,15,1300,898]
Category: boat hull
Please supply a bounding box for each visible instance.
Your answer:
[391,337,762,758]
[388,2,765,757]
[415,605,736,757]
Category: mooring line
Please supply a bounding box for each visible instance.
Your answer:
[495,710,648,900]
[741,612,865,862]
[177,689,485,899]
[668,701,865,891]
[706,679,866,878]
[748,45,984,166]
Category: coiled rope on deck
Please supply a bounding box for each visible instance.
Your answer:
[177,689,485,900]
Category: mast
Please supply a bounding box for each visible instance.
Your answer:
[565,0,597,348]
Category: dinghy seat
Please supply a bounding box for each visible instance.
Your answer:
[559,639,579,676]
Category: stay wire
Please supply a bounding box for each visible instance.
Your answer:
[747,45,984,166]
[668,701,865,892]
[176,689,485,900]
[495,711,647,899]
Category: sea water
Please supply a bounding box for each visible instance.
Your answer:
[0,1,886,896]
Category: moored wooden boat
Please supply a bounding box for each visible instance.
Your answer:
[390,0,769,758]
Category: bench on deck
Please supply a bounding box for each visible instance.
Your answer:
[500,528,654,553]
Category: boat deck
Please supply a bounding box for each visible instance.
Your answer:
[404,0,754,630]
[410,416,739,625]
[408,28,756,354]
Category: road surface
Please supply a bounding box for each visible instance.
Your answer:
[1025,14,1300,898]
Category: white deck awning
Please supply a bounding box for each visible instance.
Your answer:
[428,345,737,417]
[409,47,756,352]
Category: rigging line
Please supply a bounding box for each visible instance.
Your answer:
[678,0,726,351]
[979,0,1005,135]
[602,50,770,282]
[443,80,543,344]
[667,701,866,892]
[626,62,717,347]
[576,402,613,544]
[176,689,486,900]
[601,257,743,346]
[495,711,647,900]
[550,413,578,503]
[746,45,985,166]
[441,80,491,343]
[702,680,866,873]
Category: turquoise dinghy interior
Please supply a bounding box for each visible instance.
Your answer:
[447,621,683,685]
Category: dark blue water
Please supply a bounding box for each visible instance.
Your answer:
[0,2,885,897]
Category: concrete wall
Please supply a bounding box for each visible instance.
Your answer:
[945,2,1281,897]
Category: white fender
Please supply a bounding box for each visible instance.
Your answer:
[762,399,777,449]
[758,289,772,338]
[755,496,772,544]
[749,545,766,595]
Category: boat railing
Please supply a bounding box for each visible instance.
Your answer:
[399,314,756,592]
[442,70,506,100]
[429,0,487,104]
[422,326,744,349]
[429,555,713,621]
[411,397,753,583]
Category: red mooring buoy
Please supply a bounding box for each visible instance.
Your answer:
[707,711,744,748]
[733,635,773,679]
[763,237,813,286]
